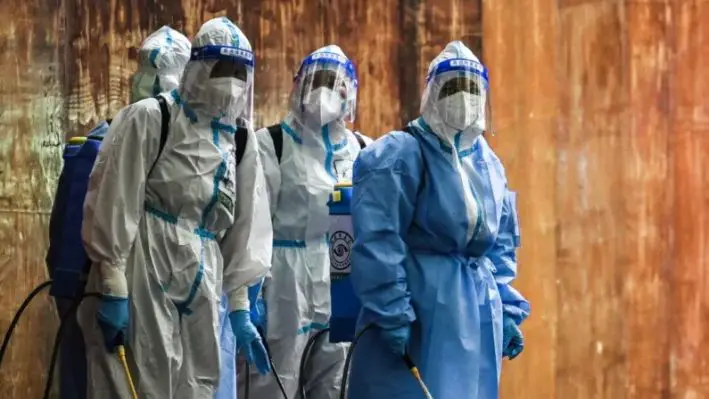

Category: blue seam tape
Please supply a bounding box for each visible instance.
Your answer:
[222,17,239,47]
[175,243,206,315]
[170,89,199,123]
[201,120,228,227]
[273,239,307,248]
[297,322,329,335]
[145,205,217,241]
[281,122,303,145]
[331,137,348,152]
[149,48,160,68]
[322,124,336,179]
[145,205,178,224]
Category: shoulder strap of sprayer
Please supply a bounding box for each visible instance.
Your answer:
[235,126,248,166]
[147,95,170,177]
[267,124,284,163]
[354,133,367,149]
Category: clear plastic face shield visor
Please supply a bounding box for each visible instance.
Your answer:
[291,51,358,125]
[423,58,493,135]
[190,45,255,129]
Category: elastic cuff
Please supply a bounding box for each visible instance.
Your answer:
[228,286,250,311]
[100,261,128,297]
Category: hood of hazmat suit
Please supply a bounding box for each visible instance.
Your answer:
[420,40,493,144]
[237,44,364,399]
[130,25,191,103]
[80,17,271,399]
[346,41,530,399]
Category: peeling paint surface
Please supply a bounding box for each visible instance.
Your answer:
[0,1,482,396]
[486,0,709,398]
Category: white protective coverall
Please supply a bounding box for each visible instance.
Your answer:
[237,45,369,399]
[79,17,272,399]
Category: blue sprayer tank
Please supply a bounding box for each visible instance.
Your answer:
[47,136,103,298]
[328,182,361,343]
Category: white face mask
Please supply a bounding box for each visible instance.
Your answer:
[303,87,344,126]
[208,77,248,117]
[439,91,484,132]
[131,72,159,103]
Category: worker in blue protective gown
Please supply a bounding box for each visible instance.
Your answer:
[347,41,530,399]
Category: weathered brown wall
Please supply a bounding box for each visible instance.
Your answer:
[5,0,706,398]
[0,1,481,397]
[486,0,709,398]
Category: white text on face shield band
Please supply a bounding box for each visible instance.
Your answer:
[219,47,254,62]
[310,52,348,64]
[449,59,485,72]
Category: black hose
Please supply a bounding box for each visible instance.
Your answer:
[257,327,289,399]
[339,323,376,399]
[297,328,329,399]
[0,280,53,369]
[43,292,101,399]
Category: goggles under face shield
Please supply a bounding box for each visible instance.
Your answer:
[438,76,482,99]
[191,45,254,83]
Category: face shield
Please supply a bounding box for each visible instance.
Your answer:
[291,52,358,126]
[189,45,255,127]
[422,58,493,135]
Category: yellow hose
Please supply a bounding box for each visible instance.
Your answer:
[408,366,434,399]
[117,345,138,399]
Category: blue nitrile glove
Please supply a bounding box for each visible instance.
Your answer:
[380,324,411,356]
[502,316,524,360]
[229,310,271,375]
[96,295,129,352]
[248,282,267,334]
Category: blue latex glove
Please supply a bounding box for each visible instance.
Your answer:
[502,316,524,360]
[229,310,271,375]
[248,283,267,334]
[96,295,129,352]
[380,324,411,356]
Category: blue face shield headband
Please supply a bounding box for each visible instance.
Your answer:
[190,45,255,66]
[426,58,489,90]
[294,51,358,87]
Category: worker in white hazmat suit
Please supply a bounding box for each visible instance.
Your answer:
[49,25,191,399]
[79,17,272,399]
[237,45,370,399]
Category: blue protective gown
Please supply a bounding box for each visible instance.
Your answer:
[347,119,530,399]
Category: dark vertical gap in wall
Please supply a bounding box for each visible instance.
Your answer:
[397,0,422,126]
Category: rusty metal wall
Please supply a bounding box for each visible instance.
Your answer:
[486,0,709,398]
[0,1,481,397]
